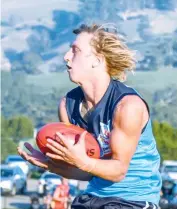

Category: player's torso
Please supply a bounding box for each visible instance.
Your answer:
[52,185,69,209]
[65,79,162,205]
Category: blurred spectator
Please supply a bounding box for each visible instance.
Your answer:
[44,177,71,209]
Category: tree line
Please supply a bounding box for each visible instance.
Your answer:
[153,120,177,161]
[1,115,34,161]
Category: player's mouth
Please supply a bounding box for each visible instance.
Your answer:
[66,64,72,72]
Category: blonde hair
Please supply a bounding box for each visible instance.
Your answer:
[73,23,136,81]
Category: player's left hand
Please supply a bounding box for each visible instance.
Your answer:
[17,142,49,169]
[46,131,90,169]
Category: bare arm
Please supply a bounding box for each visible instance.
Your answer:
[49,160,92,181]
[81,95,148,182]
[58,97,70,123]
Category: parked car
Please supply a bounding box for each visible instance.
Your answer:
[5,155,30,177]
[29,164,45,174]
[0,165,27,196]
[37,171,61,196]
[160,174,177,209]
[161,161,177,182]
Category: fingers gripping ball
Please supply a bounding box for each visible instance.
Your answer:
[36,122,100,159]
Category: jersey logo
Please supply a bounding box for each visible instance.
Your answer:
[97,120,111,157]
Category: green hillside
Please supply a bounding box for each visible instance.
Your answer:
[27,71,76,93]
[126,68,177,93]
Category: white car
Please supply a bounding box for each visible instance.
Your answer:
[161,160,177,182]
[5,155,30,177]
[0,165,27,196]
[37,171,61,196]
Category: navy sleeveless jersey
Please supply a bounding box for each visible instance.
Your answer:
[65,79,162,205]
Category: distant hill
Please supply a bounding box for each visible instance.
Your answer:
[1,0,177,73]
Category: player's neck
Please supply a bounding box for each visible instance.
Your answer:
[80,74,111,109]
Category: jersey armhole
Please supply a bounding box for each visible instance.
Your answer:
[111,93,150,134]
[141,98,150,133]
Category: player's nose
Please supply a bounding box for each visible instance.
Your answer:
[64,50,72,62]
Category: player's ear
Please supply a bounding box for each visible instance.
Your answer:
[92,59,100,68]
[92,54,104,68]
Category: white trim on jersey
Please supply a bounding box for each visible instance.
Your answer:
[143,201,150,209]
[152,204,156,209]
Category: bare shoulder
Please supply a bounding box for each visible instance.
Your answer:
[119,95,145,108]
[59,96,66,107]
[58,96,67,113]
[113,95,148,131]
[58,96,70,123]
[115,95,146,115]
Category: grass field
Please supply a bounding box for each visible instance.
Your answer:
[27,68,177,93]
[126,68,177,93]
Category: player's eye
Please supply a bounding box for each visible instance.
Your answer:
[73,47,80,53]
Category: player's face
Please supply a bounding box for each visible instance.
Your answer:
[64,32,97,84]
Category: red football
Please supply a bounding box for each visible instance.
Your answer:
[36,122,100,159]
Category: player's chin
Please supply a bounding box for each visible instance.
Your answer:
[68,73,80,84]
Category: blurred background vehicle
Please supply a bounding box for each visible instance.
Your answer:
[161,161,177,182]
[159,174,177,209]
[29,164,46,174]
[0,165,27,196]
[38,171,62,196]
[5,155,30,177]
